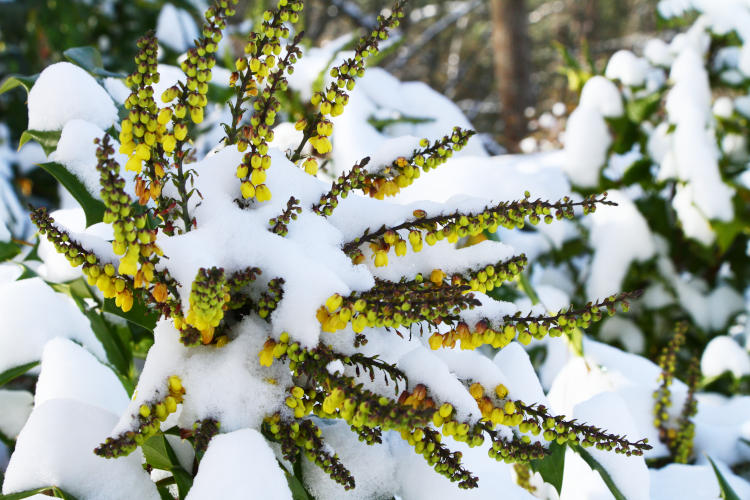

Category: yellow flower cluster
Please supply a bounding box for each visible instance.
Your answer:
[118,33,171,184]
[298,5,405,171]
[232,1,303,203]
[95,375,185,458]
[362,128,475,200]
[176,267,230,345]
[467,382,525,429]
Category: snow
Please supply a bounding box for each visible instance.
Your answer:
[605,50,650,87]
[156,4,199,54]
[113,317,291,436]
[568,392,649,500]
[0,277,105,374]
[701,335,750,378]
[2,399,159,500]
[644,39,674,67]
[187,428,292,500]
[27,62,117,131]
[35,338,130,415]
[599,316,646,353]
[562,105,611,187]
[0,390,33,439]
[302,421,396,500]
[391,433,537,500]
[36,208,114,282]
[52,119,136,200]
[585,190,655,300]
[579,76,624,117]
[650,461,750,499]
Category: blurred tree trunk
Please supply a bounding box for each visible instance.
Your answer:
[490,0,530,152]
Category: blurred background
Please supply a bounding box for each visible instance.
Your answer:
[0,0,667,153]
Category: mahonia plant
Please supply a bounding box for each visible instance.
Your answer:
[28,0,652,495]
[652,323,699,464]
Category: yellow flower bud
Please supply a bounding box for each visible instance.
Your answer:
[256,184,272,202]
[250,168,266,185]
[157,108,172,125]
[162,134,176,153]
[241,181,256,199]
[174,123,188,141]
[303,157,318,175]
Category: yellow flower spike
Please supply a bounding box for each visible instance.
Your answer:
[504,401,516,415]
[294,119,307,131]
[240,181,256,199]
[236,165,248,179]
[139,404,151,418]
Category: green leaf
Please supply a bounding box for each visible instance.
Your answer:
[625,91,663,123]
[517,270,540,305]
[0,240,21,262]
[38,162,105,227]
[19,130,61,156]
[63,46,126,79]
[54,278,132,377]
[1,486,78,499]
[142,434,193,499]
[708,455,742,500]
[64,46,103,72]
[571,445,627,500]
[713,218,745,254]
[0,361,39,386]
[172,467,194,500]
[529,442,566,495]
[143,434,175,471]
[0,74,38,96]
[103,296,159,331]
[277,459,314,500]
